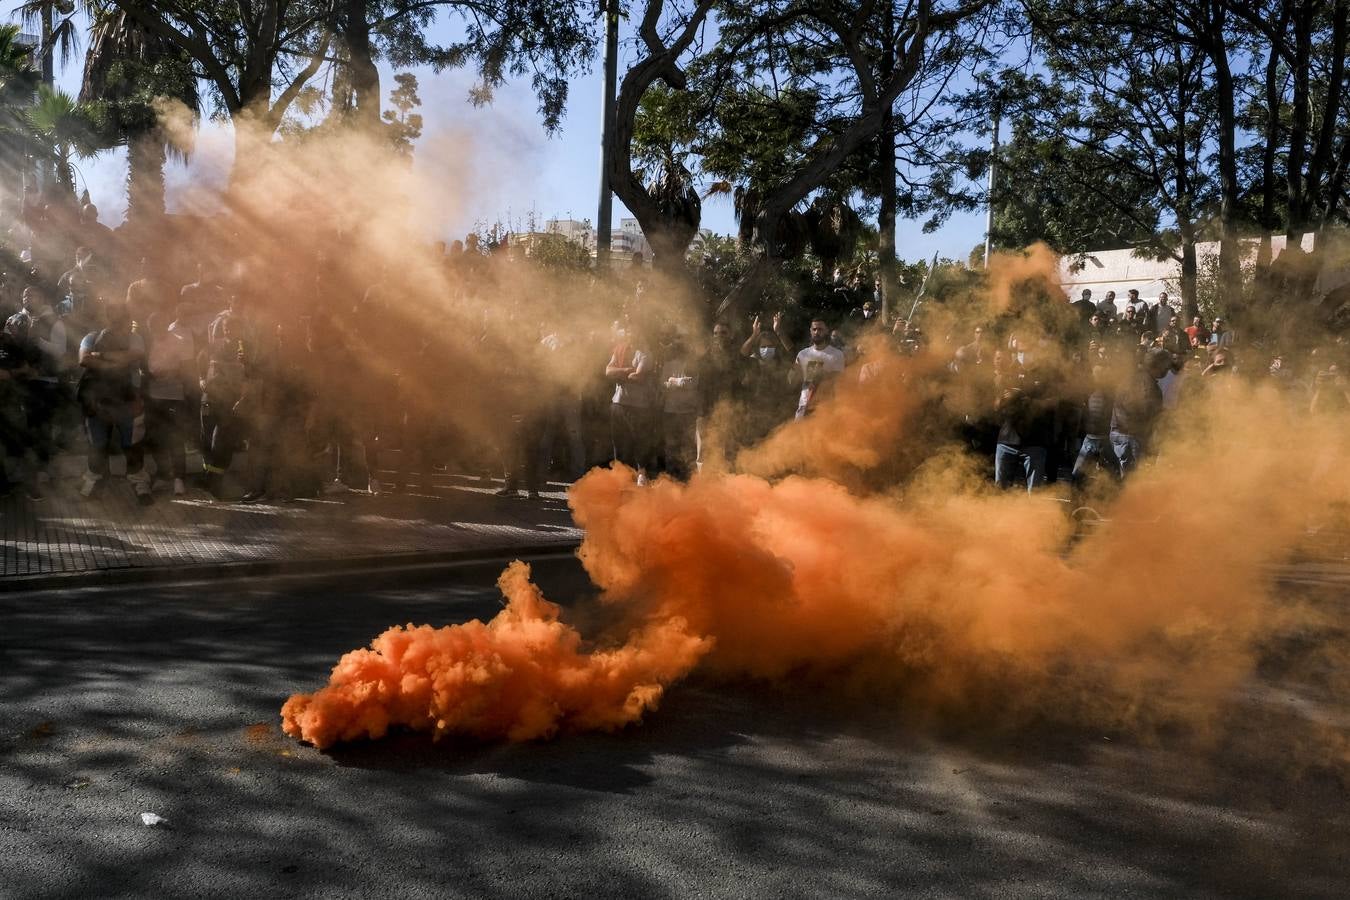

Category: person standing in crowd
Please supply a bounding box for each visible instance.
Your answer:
[1095,290,1118,320]
[535,323,587,484]
[143,305,196,496]
[740,312,793,441]
[12,287,66,495]
[1152,291,1174,334]
[1157,351,1187,410]
[993,369,1053,493]
[1111,347,1171,477]
[1072,289,1096,322]
[698,320,745,464]
[791,317,846,419]
[1209,316,1235,349]
[1124,288,1143,320]
[1158,314,1189,355]
[1085,312,1108,344]
[76,301,151,504]
[658,326,700,480]
[198,315,249,499]
[178,262,225,341]
[606,320,658,485]
[1185,316,1210,348]
[961,324,988,363]
[1071,363,1119,486]
[0,313,37,498]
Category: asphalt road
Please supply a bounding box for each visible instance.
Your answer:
[2,555,1349,899]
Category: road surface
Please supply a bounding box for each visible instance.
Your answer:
[2,554,1348,898]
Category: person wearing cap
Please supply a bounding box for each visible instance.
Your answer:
[1208,317,1235,349]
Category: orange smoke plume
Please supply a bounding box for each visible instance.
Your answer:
[281,561,709,749]
[283,375,1348,748]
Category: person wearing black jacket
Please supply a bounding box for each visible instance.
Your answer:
[993,367,1056,493]
[76,301,151,503]
[1110,348,1171,477]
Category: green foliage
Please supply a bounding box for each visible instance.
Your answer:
[528,232,591,271]
[79,6,198,141]
[25,84,105,192]
[382,72,423,156]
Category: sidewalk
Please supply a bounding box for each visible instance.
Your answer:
[0,454,582,588]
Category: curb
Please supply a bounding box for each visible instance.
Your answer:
[0,540,582,594]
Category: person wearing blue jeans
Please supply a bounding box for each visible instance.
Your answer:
[1110,348,1172,480]
[993,374,1053,494]
[995,442,1046,492]
[1071,366,1120,485]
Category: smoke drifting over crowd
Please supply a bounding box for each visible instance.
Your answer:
[26,110,1335,753]
[248,120,1349,751]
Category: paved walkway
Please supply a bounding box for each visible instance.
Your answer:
[0,454,581,586]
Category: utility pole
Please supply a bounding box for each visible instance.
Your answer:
[983,104,1000,269]
[596,0,619,271]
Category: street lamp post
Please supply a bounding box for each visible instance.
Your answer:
[983,104,1000,269]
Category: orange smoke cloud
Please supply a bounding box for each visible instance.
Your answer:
[735,336,942,487]
[281,561,709,748]
[283,372,1348,748]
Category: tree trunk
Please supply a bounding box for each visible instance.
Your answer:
[1321,137,1350,226]
[344,0,381,129]
[1307,0,1347,232]
[1174,47,1198,324]
[230,106,272,190]
[1180,220,1199,322]
[877,0,898,325]
[126,130,166,224]
[1210,31,1243,310]
[229,67,277,188]
[713,253,775,322]
[40,5,53,86]
[1285,4,1313,243]
[1256,16,1286,275]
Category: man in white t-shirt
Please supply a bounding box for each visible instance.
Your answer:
[791,318,846,419]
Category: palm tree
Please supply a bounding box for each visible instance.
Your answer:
[25,83,100,195]
[0,24,40,200]
[0,23,38,122]
[12,0,78,87]
[79,3,198,222]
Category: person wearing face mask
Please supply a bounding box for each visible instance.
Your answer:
[740,311,794,441]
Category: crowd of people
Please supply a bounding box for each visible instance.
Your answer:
[1,196,1348,507]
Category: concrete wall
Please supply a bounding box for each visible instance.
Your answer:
[1057,235,1319,308]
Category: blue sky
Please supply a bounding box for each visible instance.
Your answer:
[6,3,986,261]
